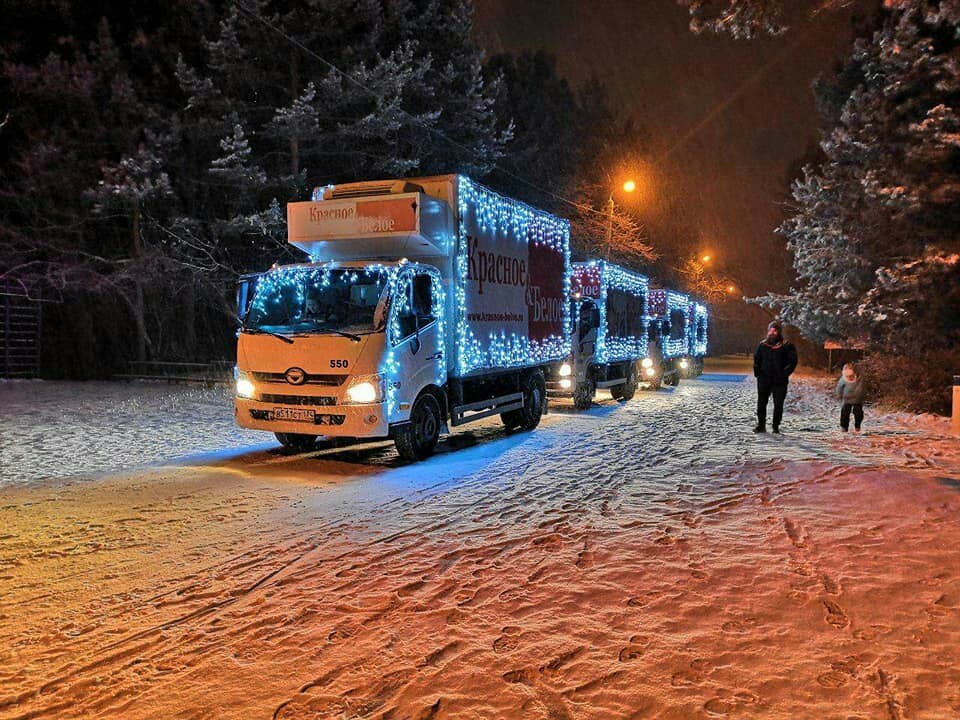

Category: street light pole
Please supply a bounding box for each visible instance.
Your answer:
[605,179,635,261]
[605,194,615,260]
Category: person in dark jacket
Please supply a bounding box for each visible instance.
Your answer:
[753,320,798,433]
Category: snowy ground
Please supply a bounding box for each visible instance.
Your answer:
[0,380,265,486]
[1,361,959,719]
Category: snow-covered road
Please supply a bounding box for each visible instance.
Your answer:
[1,363,959,719]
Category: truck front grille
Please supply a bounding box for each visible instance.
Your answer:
[251,372,346,386]
[258,393,337,406]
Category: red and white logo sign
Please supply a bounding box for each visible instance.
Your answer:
[287,197,418,241]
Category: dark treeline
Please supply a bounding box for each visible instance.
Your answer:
[2,0,704,378]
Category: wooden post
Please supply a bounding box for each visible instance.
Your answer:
[953,375,960,436]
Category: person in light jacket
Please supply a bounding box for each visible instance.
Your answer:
[753,320,798,433]
[836,362,866,432]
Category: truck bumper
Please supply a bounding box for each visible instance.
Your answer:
[546,379,574,398]
[234,398,391,439]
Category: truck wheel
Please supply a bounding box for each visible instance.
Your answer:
[572,379,594,410]
[517,371,547,429]
[274,432,317,452]
[668,371,681,387]
[394,393,442,461]
[611,363,638,402]
[500,412,522,431]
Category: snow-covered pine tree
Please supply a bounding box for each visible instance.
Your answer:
[677,0,859,38]
[753,1,959,410]
[173,0,508,275]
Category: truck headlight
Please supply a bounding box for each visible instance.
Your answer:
[235,371,255,399]
[559,378,572,390]
[345,375,384,404]
[559,362,572,377]
[644,366,656,377]
[679,359,689,369]
[641,358,654,369]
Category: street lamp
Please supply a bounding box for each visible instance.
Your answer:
[607,179,636,252]
[701,254,712,264]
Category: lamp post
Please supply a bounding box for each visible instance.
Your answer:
[606,179,636,255]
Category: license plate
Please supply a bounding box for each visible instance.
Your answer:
[273,407,315,423]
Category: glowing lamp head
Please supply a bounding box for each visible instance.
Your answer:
[622,180,636,193]
[701,254,712,264]
[235,377,255,399]
[679,359,689,370]
[346,381,379,404]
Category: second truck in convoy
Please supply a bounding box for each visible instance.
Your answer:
[548,261,650,409]
[234,174,710,461]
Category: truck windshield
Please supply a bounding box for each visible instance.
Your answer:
[244,266,390,335]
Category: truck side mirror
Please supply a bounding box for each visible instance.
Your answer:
[236,275,259,325]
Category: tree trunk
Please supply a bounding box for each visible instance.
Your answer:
[290,50,299,179]
[132,203,147,363]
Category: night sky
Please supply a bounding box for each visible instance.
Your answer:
[474,0,875,295]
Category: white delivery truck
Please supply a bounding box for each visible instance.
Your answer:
[234,175,571,461]
[645,288,691,388]
[548,261,649,409]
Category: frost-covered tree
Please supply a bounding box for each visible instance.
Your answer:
[677,0,858,38]
[754,0,960,361]
[174,0,509,272]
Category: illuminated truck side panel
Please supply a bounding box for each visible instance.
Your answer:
[649,288,691,359]
[571,261,649,364]
[689,300,709,357]
[451,177,571,378]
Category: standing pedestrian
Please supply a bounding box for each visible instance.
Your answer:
[836,362,866,432]
[753,320,798,434]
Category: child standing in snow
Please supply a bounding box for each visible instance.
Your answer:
[836,362,866,432]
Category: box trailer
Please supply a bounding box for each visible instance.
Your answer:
[234,175,571,461]
[548,261,649,409]
[646,288,691,388]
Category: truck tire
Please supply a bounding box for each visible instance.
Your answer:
[668,371,681,387]
[274,432,317,452]
[572,378,594,410]
[611,363,638,402]
[394,392,442,462]
[503,371,546,429]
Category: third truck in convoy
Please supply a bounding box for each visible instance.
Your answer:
[234,174,709,461]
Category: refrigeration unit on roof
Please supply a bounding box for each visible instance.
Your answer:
[287,189,453,261]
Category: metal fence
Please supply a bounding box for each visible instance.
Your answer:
[115,360,234,385]
[1,281,41,378]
